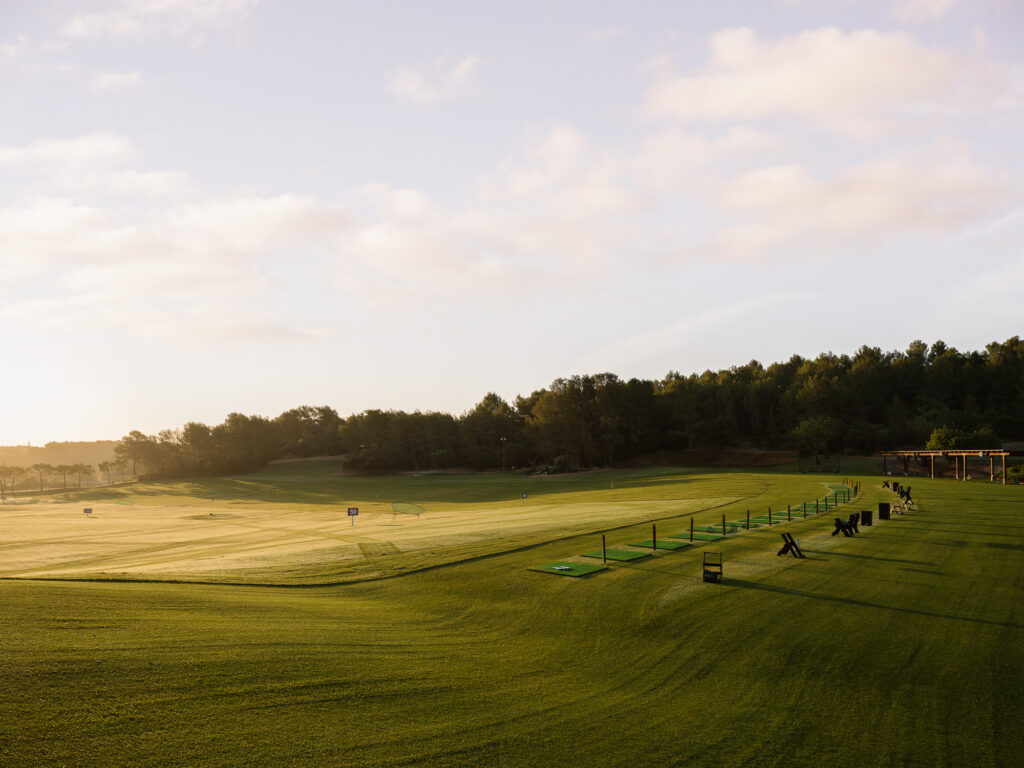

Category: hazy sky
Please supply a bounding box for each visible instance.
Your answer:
[2,0,1022,444]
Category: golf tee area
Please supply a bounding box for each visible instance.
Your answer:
[1,460,1022,767]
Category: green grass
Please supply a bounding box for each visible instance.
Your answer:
[1,465,1022,767]
[582,549,651,561]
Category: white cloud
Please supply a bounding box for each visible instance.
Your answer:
[646,26,1002,136]
[1,35,29,59]
[891,0,960,22]
[575,292,803,371]
[631,125,784,193]
[703,147,1013,258]
[61,0,258,40]
[89,70,144,92]
[0,132,136,167]
[587,27,626,43]
[390,55,480,105]
[0,133,187,198]
[0,192,345,339]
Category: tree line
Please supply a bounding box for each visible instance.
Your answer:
[80,337,1023,479]
[0,462,101,495]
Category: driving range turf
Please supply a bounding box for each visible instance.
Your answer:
[1,461,1022,767]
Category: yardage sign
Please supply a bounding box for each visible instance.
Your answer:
[83,508,92,516]
[347,507,359,516]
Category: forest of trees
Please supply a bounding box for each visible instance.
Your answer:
[336,338,1022,472]
[6,338,1016,487]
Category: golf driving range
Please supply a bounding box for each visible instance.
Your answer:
[1,461,1022,767]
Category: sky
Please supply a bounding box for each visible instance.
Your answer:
[1,0,1022,445]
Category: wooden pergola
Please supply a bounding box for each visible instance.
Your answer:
[881,449,1011,483]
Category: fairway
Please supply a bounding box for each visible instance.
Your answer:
[2,464,1022,767]
[0,463,778,583]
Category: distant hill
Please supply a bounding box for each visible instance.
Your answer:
[0,441,118,468]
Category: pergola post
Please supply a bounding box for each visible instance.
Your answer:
[1003,454,1007,485]
[930,455,934,479]
[883,454,887,476]
[990,455,994,482]
[904,455,909,477]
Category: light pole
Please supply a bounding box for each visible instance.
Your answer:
[500,436,507,473]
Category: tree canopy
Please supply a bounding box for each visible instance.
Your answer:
[110,338,1022,479]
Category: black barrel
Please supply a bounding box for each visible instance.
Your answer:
[861,509,873,526]
[878,502,891,520]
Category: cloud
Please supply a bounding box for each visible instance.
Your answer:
[325,127,643,307]
[89,70,143,92]
[0,133,187,198]
[891,0,961,21]
[631,125,783,193]
[0,132,347,340]
[702,147,1013,258]
[587,27,626,43]
[646,26,1003,136]
[1,35,29,59]
[61,0,258,40]
[390,55,480,105]
[0,192,345,339]
[575,292,803,372]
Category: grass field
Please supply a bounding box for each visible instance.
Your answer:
[1,460,1022,767]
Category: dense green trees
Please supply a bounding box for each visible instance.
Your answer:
[113,338,1022,478]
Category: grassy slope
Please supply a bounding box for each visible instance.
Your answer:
[1,467,1022,767]
[1,463,843,583]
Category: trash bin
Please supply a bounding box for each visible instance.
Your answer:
[878,502,890,521]
[861,509,873,526]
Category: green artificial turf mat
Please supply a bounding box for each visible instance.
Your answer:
[628,539,691,550]
[582,549,651,562]
[528,561,607,577]
[670,532,723,542]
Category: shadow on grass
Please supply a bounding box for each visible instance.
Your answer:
[806,550,937,567]
[726,579,1023,629]
[50,467,778,507]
